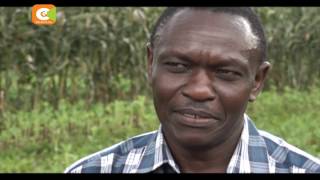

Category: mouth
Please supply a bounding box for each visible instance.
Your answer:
[173,108,220,128]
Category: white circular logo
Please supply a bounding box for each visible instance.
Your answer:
[36,8,50,20]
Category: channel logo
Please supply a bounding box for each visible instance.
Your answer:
[32,4,56,25]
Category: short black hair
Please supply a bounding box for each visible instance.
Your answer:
[149,7,267,63]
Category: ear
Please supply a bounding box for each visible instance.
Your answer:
[249,61,271,102]
[147,43,154,85]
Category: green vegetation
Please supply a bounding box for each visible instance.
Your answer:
[1,7,320,111]
[0,88,319,172]
[247,87,320,157]
[0,96,158,172]
[0,7,319,172]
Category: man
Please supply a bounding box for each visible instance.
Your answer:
[65,7,320,173]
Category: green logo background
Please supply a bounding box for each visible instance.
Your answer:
[47,7,56,21]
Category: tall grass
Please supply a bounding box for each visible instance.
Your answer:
[1,7,320,112]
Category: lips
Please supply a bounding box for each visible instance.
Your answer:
[174,108,219,119]
[182,113,203,119]
[173,108,220,127]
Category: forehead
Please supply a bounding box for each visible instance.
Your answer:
[155,9,260,66]
[159,9,259,48]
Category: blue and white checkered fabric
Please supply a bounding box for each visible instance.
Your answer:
[65,114,320,173]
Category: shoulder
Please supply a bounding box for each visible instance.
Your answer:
[64,130,158,173]
[258,130,320,173]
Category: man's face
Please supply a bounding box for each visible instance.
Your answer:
[148,9,269,149]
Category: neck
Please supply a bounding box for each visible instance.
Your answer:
[165,122,244,173]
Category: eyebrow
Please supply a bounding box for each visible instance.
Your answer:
[215,56,249,69]
[157,50,194,64]
[158,49,250,69]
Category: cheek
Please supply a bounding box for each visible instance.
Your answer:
[151,69,186,114]
[215,82,251,116]
[152,76,173,101]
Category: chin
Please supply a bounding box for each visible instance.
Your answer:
[178,136,213,150]
[173,130,216,148]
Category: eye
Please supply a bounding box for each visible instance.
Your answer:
[164,62,189,73]
[215,69,242,80]
[216,69,238,75]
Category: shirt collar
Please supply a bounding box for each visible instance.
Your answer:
[135,114,270,173]
[227,114,271,173]
[134,125,180,173]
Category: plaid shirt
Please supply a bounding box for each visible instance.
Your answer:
[65,114,320,173]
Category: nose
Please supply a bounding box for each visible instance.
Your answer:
[182,69,216,102]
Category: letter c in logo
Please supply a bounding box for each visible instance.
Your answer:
[36,8,50,20]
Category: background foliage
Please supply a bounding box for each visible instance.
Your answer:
[0,7,319,172]
[1,7,319,111]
